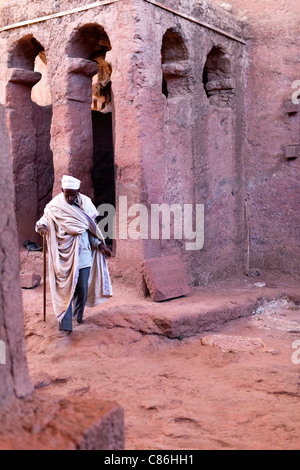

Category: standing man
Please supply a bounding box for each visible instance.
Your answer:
[36,175,113,336]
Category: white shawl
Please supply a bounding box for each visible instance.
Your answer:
[43,192,112,321]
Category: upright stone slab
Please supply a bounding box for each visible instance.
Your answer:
[142,256,191,302]
[0,101,33,403]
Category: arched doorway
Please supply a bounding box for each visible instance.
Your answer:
[66,24,115,247]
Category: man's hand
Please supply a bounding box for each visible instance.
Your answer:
[38,224,48,236]
[99,243,112,258]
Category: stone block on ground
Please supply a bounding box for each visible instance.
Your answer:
[0,396,124,450]
[142,256,190,302]
[20,272,41,289]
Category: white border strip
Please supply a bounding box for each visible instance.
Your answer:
[0,0,246,45]
[145,0,246,45]
[0,0,122,32]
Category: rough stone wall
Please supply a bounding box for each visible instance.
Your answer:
[210,0,300,277]
[0,77,33,404]
[133,0,246,285]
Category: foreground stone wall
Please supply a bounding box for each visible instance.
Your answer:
[0,395,124,450]
[0,94,33,403]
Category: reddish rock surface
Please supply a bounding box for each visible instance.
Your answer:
[211,0,300,277]
[18,267,300,450]
[0,102,33,403]
[20,272,41,289]
[0,395,124,450]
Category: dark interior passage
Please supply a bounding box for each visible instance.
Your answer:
[33,102,54,220]
[91,110,115,245]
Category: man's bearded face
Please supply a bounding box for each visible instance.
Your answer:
[62,188,79,205]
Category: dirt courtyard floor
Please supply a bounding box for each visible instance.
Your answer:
[16,253,300,450]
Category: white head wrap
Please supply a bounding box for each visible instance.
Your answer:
[61,175,81,190]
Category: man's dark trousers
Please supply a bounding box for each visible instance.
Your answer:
[59,267,91,332]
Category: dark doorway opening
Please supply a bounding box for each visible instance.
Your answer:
[89,38,115,248]
[92,110,115,248]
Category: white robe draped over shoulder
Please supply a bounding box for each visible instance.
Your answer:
[36,192,113,321]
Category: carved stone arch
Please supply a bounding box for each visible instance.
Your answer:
[161,27,190,99]
[202,44,235,108]
[8,34,45,70]
[65,23,112,112]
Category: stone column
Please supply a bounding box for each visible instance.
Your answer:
[102,3,147,294]
[49,51,98,198]
[5,68,41,244]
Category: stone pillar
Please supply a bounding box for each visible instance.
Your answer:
[129,4,196,266]
[284,99,300,160]
[103,4,147,294]
[50,57,98,197]
[5,68,41,244]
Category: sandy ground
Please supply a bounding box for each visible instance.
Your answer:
[17,254,300,450]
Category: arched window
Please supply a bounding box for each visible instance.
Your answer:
[161,28,189,99]
[202,46,235,107]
